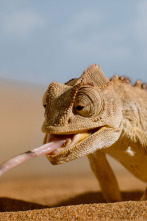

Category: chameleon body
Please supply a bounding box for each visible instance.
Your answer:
[42,64,147,202]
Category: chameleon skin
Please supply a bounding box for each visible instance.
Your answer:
[42,64,147,202]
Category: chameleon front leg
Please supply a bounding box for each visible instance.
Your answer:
[88,151,121,202]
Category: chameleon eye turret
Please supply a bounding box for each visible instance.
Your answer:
[74,86,102,117]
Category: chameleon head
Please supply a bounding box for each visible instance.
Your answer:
[42,64,123,165]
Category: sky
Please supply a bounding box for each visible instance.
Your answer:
[0,0,147,86]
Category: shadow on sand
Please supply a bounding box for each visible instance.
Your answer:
[0,191,143,212]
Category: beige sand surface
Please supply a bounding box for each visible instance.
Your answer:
[0,175,146,220]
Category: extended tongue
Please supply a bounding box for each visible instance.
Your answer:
[0,132,90,177]
[0,140,66,177]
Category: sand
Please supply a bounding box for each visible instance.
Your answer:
[0,201,147,221]
[0,175,146,221]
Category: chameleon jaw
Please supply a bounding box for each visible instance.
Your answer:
[45,132,91,156]
[44,127,103,164]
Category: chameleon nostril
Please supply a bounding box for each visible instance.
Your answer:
[68,118,72,124]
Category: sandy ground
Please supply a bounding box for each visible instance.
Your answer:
[0,174,146,220]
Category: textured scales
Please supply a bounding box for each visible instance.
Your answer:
[42,64,147,202]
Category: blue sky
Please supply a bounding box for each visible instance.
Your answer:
[0,0,147,86]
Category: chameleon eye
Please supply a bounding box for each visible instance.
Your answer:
[76,105,84,111]
[74,86,101,117]
[42,90,48,109]
[75,97,92,117]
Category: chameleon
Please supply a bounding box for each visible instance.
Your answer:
[0,64,147,202]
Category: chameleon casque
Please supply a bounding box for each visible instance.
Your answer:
[0,64,146,202]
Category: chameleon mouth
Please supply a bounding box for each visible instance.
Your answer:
[44,126,107,165]
[45,132,91,156]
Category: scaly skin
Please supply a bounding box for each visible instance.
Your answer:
[42,64,147,202]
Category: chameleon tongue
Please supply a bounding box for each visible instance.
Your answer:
[0,132,90,177]
[0,140,66,177]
